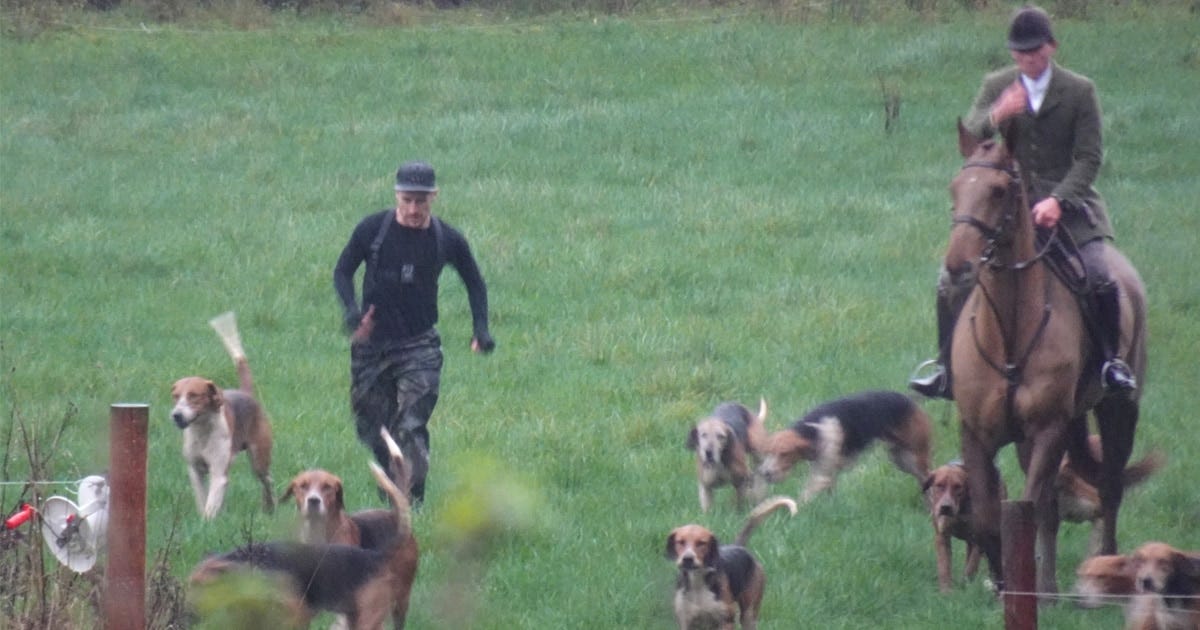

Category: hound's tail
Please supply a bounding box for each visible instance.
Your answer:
[208,311,254,395]
[1121,449,1166,489]
[379,427,413,499]
[734,495,797,547]
[746,397,770,455]
[230,357,254,397]
[1064,429,1166,491]
[368,458,412,543]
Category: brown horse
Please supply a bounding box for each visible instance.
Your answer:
[943,121,1147,596]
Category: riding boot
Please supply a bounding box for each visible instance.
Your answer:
[909,294,956,400]
[1092,283,1137,394]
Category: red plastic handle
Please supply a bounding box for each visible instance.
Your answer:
[5,504,35,530]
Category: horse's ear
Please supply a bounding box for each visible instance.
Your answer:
[1001,120,1019,156]
[957,118,979,158]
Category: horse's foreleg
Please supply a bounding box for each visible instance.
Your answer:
[1094,397,1139,555]
[960,430,1004,589]
[1015,440,1033,474]
[1022,428,1067,597]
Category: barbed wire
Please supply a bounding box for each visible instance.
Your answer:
[1000,589,1200,604]
[0,477,97,488]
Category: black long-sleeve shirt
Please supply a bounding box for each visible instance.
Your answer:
[333,210,489,344]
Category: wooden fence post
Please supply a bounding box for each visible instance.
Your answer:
[105,403,148,630]
[1002,499,1037,630]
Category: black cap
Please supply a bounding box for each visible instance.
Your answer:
[1007,6,1055,52]
[395,161,437,192]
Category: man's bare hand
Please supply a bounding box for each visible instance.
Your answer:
[1031,197,1062,228]
[991,81,1029,125]
[352,305,376,344]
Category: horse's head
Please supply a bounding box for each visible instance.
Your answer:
[943,120,1026,288]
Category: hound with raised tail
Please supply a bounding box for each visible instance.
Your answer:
[757,390,931,503]
[687,399,768,512]
[190,460,413,630]
[170,354,274,520]
[279,428,419,628]
[1058,435,1165,555]
[665,496,798,629]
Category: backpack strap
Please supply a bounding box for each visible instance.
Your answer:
[370,211,447,275]
[363,210,394,298]
[369,209,393,269]
[430,216,446,269]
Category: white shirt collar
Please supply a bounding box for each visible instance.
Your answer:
[1021,65,1053,113]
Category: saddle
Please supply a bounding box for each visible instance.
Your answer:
[1037,225,1113,371]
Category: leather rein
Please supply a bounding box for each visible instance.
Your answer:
[950,159,1056,422]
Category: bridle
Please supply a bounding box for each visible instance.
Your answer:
[950,157,1055,427]
[950,160,1054,271]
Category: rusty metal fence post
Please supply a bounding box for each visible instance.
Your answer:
[1002,499,1037,630]
[105,403,148,630]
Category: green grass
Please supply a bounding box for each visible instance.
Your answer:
[2,4,1199,629]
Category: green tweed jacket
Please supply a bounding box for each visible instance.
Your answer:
[962,61,1114,244]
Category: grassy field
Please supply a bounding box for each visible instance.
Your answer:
[2,4,1198,628]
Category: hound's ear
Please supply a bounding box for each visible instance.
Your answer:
[686,428,699,451]
[1175,551,1200,579]
[278,482,295,504]
[207,381,223,406]
[665,532,679,560]
[703,536,720,567]
[334,481,345,509]
[921,474,934,493]
[722,433,740,462]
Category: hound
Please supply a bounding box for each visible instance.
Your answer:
[927,435,1162,593]
[1058,435,1165,555]
[1072,543,1200,629]
[757,390,931,503]
[190,460,413,630]
[1128,541,1200,630]
[665,496,797,629]
[1074,553,1135,609]
[170,355,273,520]
[687,399,768,512]
[279,428,419,629]
[923,462,987,592]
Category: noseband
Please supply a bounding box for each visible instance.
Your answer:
[951,160,1020,244]
[951,159,1050,270]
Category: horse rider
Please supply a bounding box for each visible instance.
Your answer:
[909,5,1137,400]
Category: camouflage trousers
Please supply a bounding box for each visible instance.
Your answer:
[350,328,442,503]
